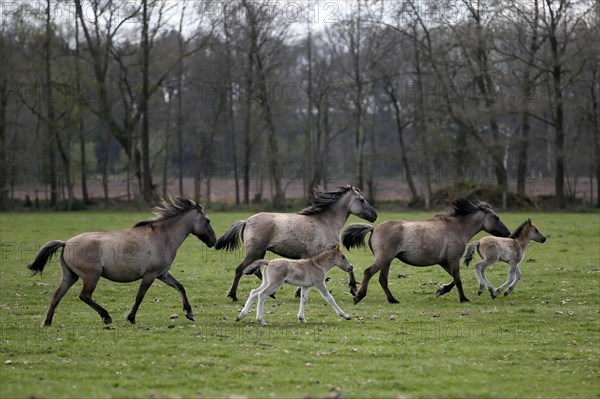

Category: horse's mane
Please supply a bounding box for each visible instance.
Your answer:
[510,220,529,239]
[297,185,356,215]
[133,196,203,227]
[440,199,493,217]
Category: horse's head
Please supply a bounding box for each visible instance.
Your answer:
[478,202,510,237]
[321,243,353,273]
[192,204,217,247]
[346,186,377,223]
[525,219,547,243]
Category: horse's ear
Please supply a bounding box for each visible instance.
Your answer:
[527,218,532,225]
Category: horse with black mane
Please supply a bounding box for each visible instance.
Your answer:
[215,185,377,301]
[342,199,510,304]
[27,196,216,326]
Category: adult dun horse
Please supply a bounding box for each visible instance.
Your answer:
[27,196,216,326]
[215,185,377,301]
[464,218,546,298]
[342,199,510,304]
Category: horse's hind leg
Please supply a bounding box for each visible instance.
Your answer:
[378,262,399,304]
[79,272,112,324]
[127,273,157,324]
[228,251,266,302]
[354,255,394,305]
[474,260,494,297]
[237,275,269,321]
[255,280,282,327]
[43,261,79,327]
[158,272,194,321]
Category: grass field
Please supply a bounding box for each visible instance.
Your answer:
[0,210,598,399]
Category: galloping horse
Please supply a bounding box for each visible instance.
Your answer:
[27,197,216,326]
[342,199,510,304]
[464,218,546,298]
[215,185,377,301]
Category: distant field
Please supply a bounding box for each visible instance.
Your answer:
[0,211,598,398]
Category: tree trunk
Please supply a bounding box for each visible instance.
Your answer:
[141,0,153,202]
[44,0,58,208]
[387,85,418,200]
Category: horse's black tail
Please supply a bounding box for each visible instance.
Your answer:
[464,242,479,267]
[243,260,268,275]
[27,240,66,275]
[214,220,246,251]
[342,224,374,252]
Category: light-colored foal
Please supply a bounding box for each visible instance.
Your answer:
[236,245,353,326]
[464,219,547,298]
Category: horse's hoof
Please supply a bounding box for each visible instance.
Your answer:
[104,317,113,325]
[435,289,444,297]
[186,313,195,322]
[504,292,509,297]
[227,294,238,302]
[298,317,307,324]
[343,315,352,320]
[388,298,400,304]
[477,291,483,296]
[353,295,363,305]
[258,320,267,327]
[349,286,358,296]
[235,315,243,322]
[42,320,52,327]
[270,294,277,299]
[460,297,471,303]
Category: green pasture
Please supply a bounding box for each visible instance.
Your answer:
[0,211,598,399]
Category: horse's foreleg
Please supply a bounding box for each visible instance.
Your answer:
[43,263,79,327]
[438,261,470,302]
[504,265,522,297]
[297,286,309,323]
[127,273,157,324]
[158,272,193,321]
[494,263,518,298]
[314,282,351,320]
[348,269,358,296]
[79,273,112,325]
[378,262,399,304]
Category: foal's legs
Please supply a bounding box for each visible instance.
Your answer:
[354,254,394,305]
[437,260,470,302]
[228,249,266,302]
[236,274,270,321]
[494,262,518,298]
[79,271,112,324]
[158,272,194,321]
[43,260,79,327]
[504,265,522,297]
[255,280,283,327]
[314,281,351,320]
[126,272,157,324]
[297,286,309,323]
[474,259,495,297]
